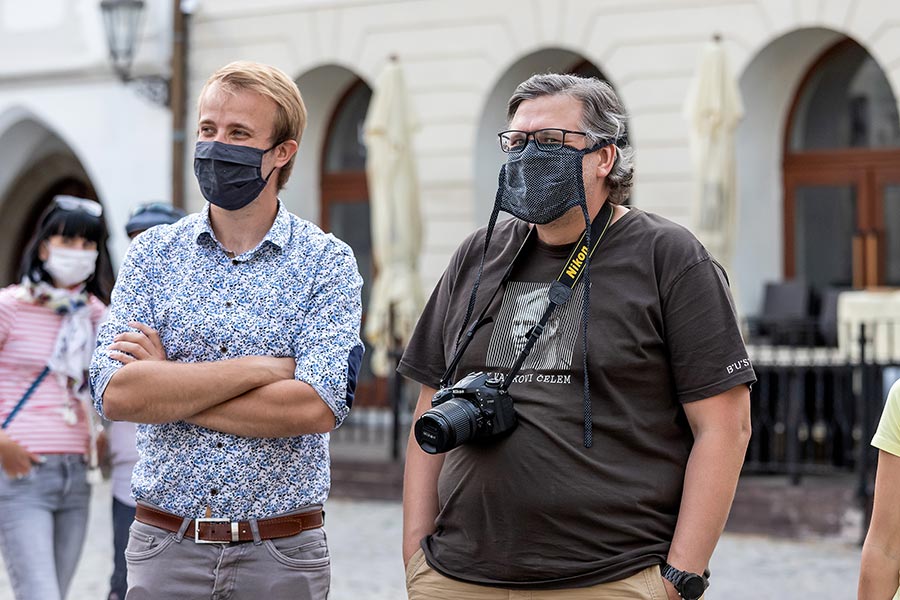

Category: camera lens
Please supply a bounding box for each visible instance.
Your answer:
[414,398,480,454]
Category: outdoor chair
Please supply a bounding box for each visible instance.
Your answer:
[816,287,846,347]
[747,280,817,346]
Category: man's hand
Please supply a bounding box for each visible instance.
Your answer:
[0,437,42,479]
[108,322,167,364]
[96,429,110,474]
[661,576,680,600]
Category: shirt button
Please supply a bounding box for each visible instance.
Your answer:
[225,301,232,308]
[216,442,223,449]
[219,345,227,354]
[210,488,218,496]
[231,259,239,265]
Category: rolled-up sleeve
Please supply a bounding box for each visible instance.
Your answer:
[294,239,363,428]
[89,236,157,419]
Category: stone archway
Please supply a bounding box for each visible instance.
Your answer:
[782,39,900,294]
[0,116,97,286]
[734,27,850,314]
[290,64,387,408]
[284,64,369,224]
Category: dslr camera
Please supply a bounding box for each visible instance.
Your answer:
[414,371,518,454]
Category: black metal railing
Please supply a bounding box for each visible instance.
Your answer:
[745,359,857,481]
[743,320,900,534]
[330,369,415,463]
[331,321,900,507]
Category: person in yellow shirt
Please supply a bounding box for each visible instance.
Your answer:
[859,378,900,600]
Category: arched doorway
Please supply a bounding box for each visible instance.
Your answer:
[783,39,900,294]
[320,79,386,407]
[0,116,100,286]
[474,49,625,225]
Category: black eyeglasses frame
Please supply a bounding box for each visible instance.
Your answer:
[497,128,589,153]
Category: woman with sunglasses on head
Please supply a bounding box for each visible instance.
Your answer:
[0,195,113,600]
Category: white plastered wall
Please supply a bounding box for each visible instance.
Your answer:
[183,0,900,303]
[0,84,170,265]
[0,0,175,265]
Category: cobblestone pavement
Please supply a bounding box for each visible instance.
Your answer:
[0,481,863,599]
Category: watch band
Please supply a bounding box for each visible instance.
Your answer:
[661,563,710,599]
[661,563,685,587]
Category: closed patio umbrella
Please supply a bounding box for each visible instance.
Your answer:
[684,36,745,275]
[363,57,424,378]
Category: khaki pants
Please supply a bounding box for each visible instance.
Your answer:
[406,548,683,599]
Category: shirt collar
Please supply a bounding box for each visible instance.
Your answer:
[192,204,214,243]
[194,200,291,254]
[265,201,291,250]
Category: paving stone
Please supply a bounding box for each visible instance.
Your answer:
[0,480,863,599]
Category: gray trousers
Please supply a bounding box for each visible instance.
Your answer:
[124,516,330,599]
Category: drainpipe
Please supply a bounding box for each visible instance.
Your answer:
[170,0,190,210]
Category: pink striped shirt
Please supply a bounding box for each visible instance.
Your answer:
[0,285,105,455]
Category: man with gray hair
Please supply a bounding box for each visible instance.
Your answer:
[401,73,753,599]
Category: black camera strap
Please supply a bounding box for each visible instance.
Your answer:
[439,227,535,388]
[500,201,613,391]
[440,201,614,390]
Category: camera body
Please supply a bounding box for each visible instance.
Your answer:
[414,371,518,454]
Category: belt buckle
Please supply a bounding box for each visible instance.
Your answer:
[194,518,232,544]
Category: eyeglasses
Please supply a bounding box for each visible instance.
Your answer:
[54,195,103,217]
[498,129,588,153]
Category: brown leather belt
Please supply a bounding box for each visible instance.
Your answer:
[135,503,324,544]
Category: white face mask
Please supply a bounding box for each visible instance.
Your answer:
[43,246,98,288]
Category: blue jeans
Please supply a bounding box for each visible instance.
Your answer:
[0,454,91,600]
[110,498,136,600]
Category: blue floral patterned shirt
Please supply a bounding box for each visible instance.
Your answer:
[90,202,364,519]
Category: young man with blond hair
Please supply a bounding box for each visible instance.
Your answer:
[90,61,363,600]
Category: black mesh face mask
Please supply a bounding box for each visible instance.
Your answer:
[497,140,611,225]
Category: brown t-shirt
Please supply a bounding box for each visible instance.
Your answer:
[399,208,755,589]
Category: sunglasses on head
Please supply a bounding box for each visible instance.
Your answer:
[53,195,103,217]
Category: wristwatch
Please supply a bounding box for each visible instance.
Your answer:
[660,563,710,600]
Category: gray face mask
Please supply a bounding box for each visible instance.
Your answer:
[496,140,611,225]
[193,141,279,211]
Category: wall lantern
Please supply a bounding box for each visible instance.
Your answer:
[100,0,169,106]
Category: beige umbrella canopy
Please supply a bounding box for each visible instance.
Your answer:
[684,37,745,275]
[363,58,424,378]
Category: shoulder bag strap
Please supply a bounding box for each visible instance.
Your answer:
[2,366,50,429]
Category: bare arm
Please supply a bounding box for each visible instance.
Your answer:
[101,322,294,424]
[859,450,900,600]
[184,379,336,437]
[402,385,445,567]
[664,384,752,599]
[103,356,294,424]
